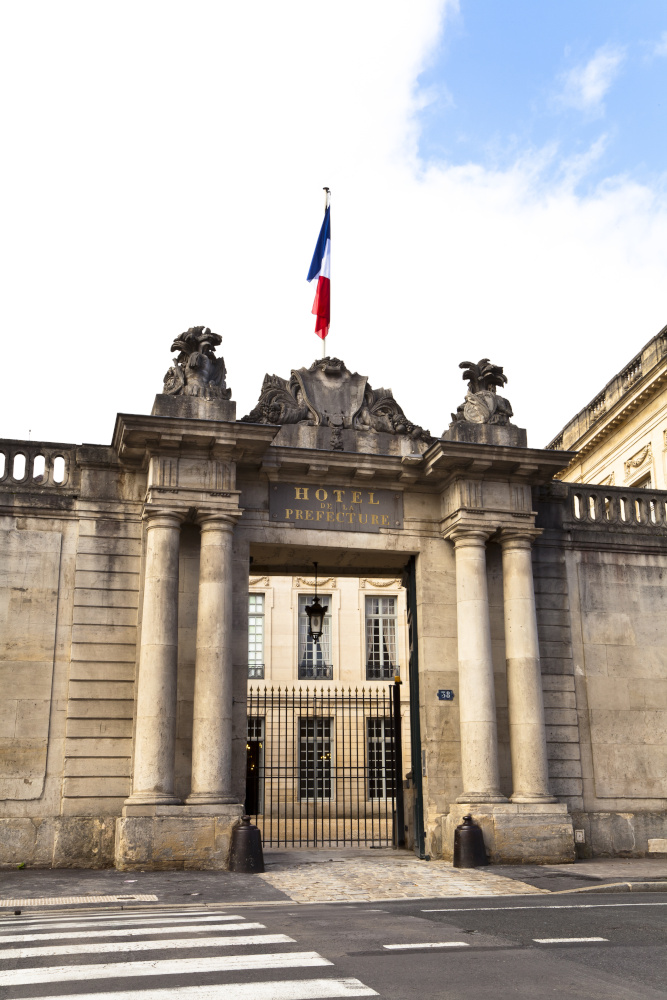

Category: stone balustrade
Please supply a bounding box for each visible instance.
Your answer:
[568,483,667,528]
[0,439,77,489]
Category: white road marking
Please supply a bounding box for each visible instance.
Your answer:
[422,902,667,912]
[0,911,222,928]
[0,951,332,987]
[0,932,293,960]
[383,942,469,950]
[0,922,263,943]
[533,937,608,944]
[0,895,158,907]
[0,915,242,933]
[12,978,378,1000]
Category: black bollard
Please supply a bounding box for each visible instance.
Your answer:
[453,814,489,868]
[228,815,265,873]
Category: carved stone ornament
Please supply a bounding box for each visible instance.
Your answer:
[451,359,513,426]
[599,472,615,487]
[293,576,337,589]
[624,443,652,479]
[241,357,430,442]
[162,327,232,400]
[360,578,402,589]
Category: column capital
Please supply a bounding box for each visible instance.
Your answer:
[142,505,184,529]
[445,525,494,548]
[498,526,543,549]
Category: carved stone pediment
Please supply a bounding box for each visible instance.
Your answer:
[292,359,366,428]
[241,357,430,445]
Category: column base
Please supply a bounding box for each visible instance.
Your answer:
[510,793,558,804]
[456,792,508,804]
[123,794,182,808]
[185,793,239,806]
[115,803,244,870]
[442,802,575,864]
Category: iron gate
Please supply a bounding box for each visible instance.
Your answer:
[246,685,404,846]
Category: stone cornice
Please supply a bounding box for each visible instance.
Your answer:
[421,439,574,485]
[112,413,279,465]
[553,364,667,473]
[247,439,574,491]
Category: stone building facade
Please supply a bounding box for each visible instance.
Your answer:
[0,338,666,869]
[548,323,667,489]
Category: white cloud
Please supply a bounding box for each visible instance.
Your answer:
[653,31,667,57]
[0,3,666,453]
[557,44,625,114]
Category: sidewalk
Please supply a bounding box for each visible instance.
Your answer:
[1,850,665,910]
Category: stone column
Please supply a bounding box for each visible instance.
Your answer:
[126,509,181,806]
[500,528,556,803]
[451,528,506,803]
[186,513,237,804]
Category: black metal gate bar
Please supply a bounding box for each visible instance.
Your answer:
[246,684,403,847]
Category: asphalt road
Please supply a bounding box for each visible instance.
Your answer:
[0,893,665,1000]
[268,893,667,999]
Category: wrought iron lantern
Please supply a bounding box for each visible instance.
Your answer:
[305,562,328,643]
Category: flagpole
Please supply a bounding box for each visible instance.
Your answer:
[322,188,330,358]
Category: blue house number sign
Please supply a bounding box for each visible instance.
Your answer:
[437,689,455,701]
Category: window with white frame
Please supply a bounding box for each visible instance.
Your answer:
[248,594,265,678]
[298,594,332,679]
[365,596,397,680]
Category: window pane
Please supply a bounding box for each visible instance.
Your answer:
[298,594,332,679]
[248,593,264,678]
[368,717,395,799]
[365,595,397,679]
[299,717,332,799]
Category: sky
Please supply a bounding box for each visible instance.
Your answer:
[1,0,667,450]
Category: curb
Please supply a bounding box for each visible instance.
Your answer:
[551,881,667,895]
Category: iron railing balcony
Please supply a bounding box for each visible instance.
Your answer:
[298,663,333,680]
[366,661,399,681]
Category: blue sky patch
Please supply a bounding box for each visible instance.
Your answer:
[416,0,667,191]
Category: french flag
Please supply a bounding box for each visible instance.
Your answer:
[307,204,330,341]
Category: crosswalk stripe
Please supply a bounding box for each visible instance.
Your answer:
[0,895,159,906]
[0,922,264,943]
[0,951,332,987]
[0,933,293,960]
[0,909,230,931]
[13,977,378,999]
[0,913,240,943]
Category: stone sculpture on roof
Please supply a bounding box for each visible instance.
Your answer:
[163,326,231,400]
[452,358,513,426]
[444,358,526,446]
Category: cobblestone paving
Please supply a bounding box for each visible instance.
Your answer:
[259,856,546,902]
